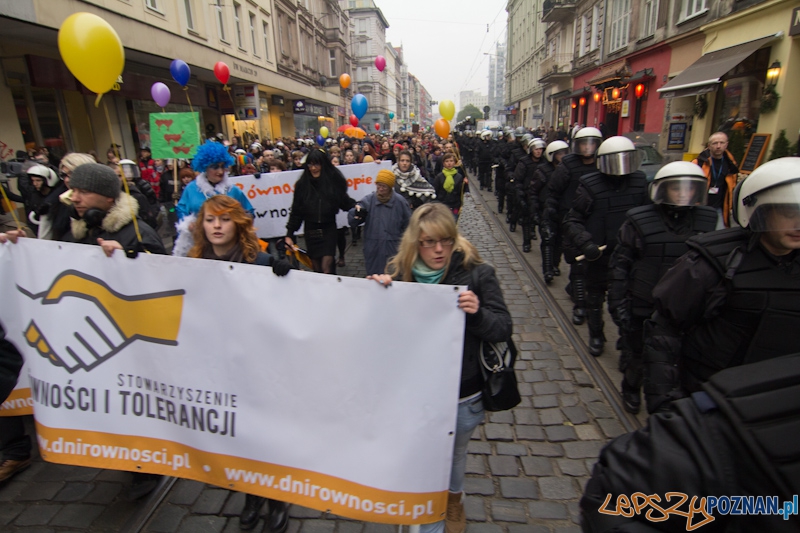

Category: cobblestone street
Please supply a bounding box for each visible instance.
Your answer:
[1,190,630,533]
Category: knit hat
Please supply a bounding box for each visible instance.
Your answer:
[376,169,395,188]
[363,155,374,163]
[70,163,121,198]
[393,143,403,150]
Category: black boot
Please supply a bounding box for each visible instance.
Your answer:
[553,266,561,276]
[571,277,587,325]
[531,223,538,240]
[266,499,289,533]
[621,378,641,414]
[542,245,554,284]
[522,224,531,253]
[240,494,265,531]
[587,308,605,357]
[509,221,516,232]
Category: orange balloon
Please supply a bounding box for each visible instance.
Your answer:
[339,73,351,89]
[434,118,450,138]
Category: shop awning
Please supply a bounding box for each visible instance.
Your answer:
[549,89,571,99]
[627,68,654,83]
[587,60,631,86]
[657,33,782,99]
[569,88,588,97]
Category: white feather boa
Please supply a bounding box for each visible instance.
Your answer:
[172,214,196,257]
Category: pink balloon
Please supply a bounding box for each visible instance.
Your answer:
[375,55,386,72]
[151,82,171,107]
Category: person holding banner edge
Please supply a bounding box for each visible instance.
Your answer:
[0,322,26,484]
[367,203,512,533]
[284,149,356,274]
[187,195,291,531]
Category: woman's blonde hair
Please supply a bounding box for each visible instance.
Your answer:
[386,202,482,281]
[60,153,96,172]
[188,196,261,263]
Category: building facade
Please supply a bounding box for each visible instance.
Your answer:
[0,0,354,160]
[459,90,488,113]
[505,0,547,128]
[487,43,506,123]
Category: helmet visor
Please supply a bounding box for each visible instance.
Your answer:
[573,138,600,157]
[651,177,707,206]
[597,151,641,176]
[747,182,800,232]
[120,164,139,179]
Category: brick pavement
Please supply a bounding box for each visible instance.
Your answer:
[0,192,628,532]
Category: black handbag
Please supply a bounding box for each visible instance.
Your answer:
[479,338,521,411]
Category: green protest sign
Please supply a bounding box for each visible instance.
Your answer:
[149,112,200,159]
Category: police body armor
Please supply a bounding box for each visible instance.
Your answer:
[556,153,598,215]
[535,161,556,215]
[580,170,648,249]
[627,205,718,315]
[680,227,800,383]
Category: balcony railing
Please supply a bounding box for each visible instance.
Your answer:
[542,0,576,23]
[538,53,573,81]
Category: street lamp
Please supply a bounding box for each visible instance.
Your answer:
[766,61,781,88]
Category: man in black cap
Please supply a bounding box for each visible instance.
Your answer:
[64,163,165,255]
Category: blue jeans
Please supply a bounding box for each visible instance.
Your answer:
[420,395,485,533]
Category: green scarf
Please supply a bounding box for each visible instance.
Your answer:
[411,257,446,284]
[442,167,458,193]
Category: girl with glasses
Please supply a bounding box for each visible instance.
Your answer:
[173,142,254,256]
[368,203,511,533]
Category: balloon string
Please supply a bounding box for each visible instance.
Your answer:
[102,98,146,250]
[183,87,201,145]
[0,180,22,231]
[95,93,103,108]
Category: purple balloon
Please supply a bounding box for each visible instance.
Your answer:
[151,82,171,107]
[170,59,191,87]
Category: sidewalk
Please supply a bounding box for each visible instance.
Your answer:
[0,194,625,532]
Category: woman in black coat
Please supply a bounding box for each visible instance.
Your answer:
[368,202,512,533]
[284,149,355,274]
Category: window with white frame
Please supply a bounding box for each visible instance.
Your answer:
[591,5,599,50]
[358,19,366,34]
[215,0,227,42]
[579,14,588,56]
[250,13,258,55]
[642,0,658,37]
[262,21,270,60]
[234,2,243,48]
[329,50,336,77]
[145,0,159,11]
[184,0,194,30]
[682,0,706,19]
[609,0,630,52]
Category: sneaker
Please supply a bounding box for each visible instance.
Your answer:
[0,457,32,483]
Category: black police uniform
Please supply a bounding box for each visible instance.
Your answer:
[476,139,494,191]
[643,227,800,413]
[544,153,599,322]
[505,141,527,231]
[563,169,649,355]
[531,159,560,282]
[608,204,718,411]
[514,152,542,252]
[495,140,510,211]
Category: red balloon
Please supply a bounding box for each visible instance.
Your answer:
[214,62,230,85]
[349,115,359,127]
[374,123,380,131]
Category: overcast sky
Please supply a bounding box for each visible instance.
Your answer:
[380,0,508,116]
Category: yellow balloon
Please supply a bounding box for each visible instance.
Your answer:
[320,126,329,138]
[410,112,415,118]
[439,100,455,121]
[58,13,124,95]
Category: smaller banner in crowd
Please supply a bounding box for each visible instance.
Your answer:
[0,238,465,524]
[229,161,391,239]
[149,112,201,159]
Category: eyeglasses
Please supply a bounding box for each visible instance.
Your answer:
[419,237,455,248]
[60,171,70,179]
[208,163,227,170]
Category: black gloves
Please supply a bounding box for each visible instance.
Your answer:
[580,243,602,262]
[272,258,292,276]
[353,206,368,222]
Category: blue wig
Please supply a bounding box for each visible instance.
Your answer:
[192,141,235,173]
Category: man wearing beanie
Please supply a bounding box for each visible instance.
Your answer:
[64,162,165,256]
[348,168,410,275]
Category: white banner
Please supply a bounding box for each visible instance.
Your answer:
[229,162,391,239]
[0,239,465,524]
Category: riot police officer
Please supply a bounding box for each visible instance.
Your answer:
[477,130,494,191]
[608,162,718,413]
[515,138,545,252]
[563,136,649,356]
[532,140,569,284]
[643,157,800,413]
[495,130,514,214]
[545,127,603,324]
[505,132,528,232]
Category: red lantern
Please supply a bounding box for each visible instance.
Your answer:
[349,114,359,127]
[579,97,586,106]
[635,83,645,99]
[571,102,577,109]
[611,87,621,100]
[593,92,601,103]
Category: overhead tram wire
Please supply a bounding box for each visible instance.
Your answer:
[459,27,507,96]
[458,4,506,94]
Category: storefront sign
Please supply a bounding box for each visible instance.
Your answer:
[0,238,463,524]
[670,114,686,122]
[740,133,771,173]
[233,85,259,120]
[232,61,258,79]
[791,7,800,37]
[668,123,687,150]
[620,100,630,118]
[271,95,285,106]
[293,100,306,113]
